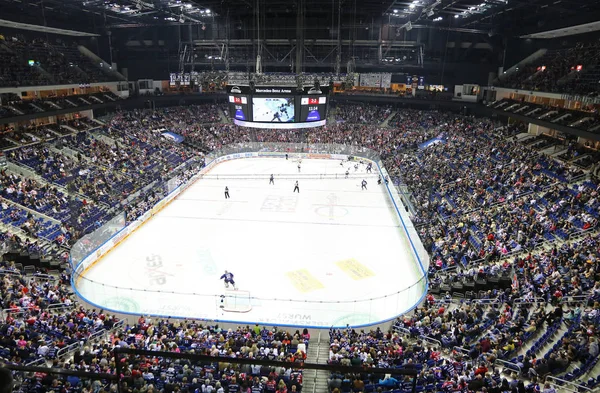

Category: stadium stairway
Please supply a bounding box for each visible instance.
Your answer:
[303,333,330,393]
[92,130,120,145]
[381,111,397,128]
[328,107,337,124]
[218,106,231,123]
[48,144,81,162]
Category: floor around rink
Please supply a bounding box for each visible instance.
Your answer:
[76,157,425,327]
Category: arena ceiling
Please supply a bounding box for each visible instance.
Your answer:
[1,0,600,38]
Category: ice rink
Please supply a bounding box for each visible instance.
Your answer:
[76,157,426,327]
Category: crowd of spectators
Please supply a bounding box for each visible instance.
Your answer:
[334,104,394,124]
[323,228,600,391]
[0,33,117,88]
[495,40,600,96]
[0,102,599,393]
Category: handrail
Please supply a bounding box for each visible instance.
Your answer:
[514,297,547,304]
[56,319,125,361]
[0,306,31,320]
[469,298,503,305]
[395,326,442,348]
[25,357,47,367]
[560,294,591,304]
[30,273,60,282]
[57,341,81,359]
[47,302,74,311]
[453,346,470,356]
[1,301,73,318]
[312,330,321,393]
[545,376,591,393]
[0,268,22,277]
[494,359,521,374]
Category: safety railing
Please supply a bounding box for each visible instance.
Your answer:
[514,297,547,305]
[513,294,591,305]
[1,302,75,320]
[546,376,591,393]
[494,358,521,375]
[394,326,442,349]
[453,346,471,357]
[29,273,60,282]
[561,294,591,305]
[0,268,22,277]
[0,307,33,320]
[469,298,504,305]
[312,331,321,393]
[47,302,74,311]
[56,320,125,360]
[57,341,81,359]
[25,357,47,367]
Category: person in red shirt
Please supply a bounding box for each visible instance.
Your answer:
[474,364,488,376]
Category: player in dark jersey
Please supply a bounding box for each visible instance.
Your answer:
[361,179,367,190]
[269,174,274,185]
[224,186,230,199]
[220,270,236,290]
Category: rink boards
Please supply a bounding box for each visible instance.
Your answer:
[72,151,429,328]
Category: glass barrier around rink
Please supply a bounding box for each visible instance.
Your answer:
[74,271,427,327]
[72,143,429,328]
[69,213,126,271]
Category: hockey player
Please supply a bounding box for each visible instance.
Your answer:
[345,169,349,179]
[377,175,382,185]
[269,174,274,185]
[354,164,359,172]
[293,181,299,193]
[224,186,230,199]
[366,163,372,173]
[297,163,301,173]
[271,112,282,122]
[220,270,236,290]
[361,179,367,190]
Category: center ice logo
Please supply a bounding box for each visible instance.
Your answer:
[314,193,348,220]
[145,254,172,286]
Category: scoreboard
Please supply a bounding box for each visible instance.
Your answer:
[227,85,329,129]
[228,95,250,121]
[300,96,327,122]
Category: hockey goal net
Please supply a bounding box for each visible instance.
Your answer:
[219,290,252,313]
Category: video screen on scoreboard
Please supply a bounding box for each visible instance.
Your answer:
[300,96,327,122]
[228,95,249,121]
[252,97,295,123]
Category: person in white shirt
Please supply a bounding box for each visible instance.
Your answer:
[37,343,49,357]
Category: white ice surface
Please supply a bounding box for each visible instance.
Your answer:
[77,158,425,327]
